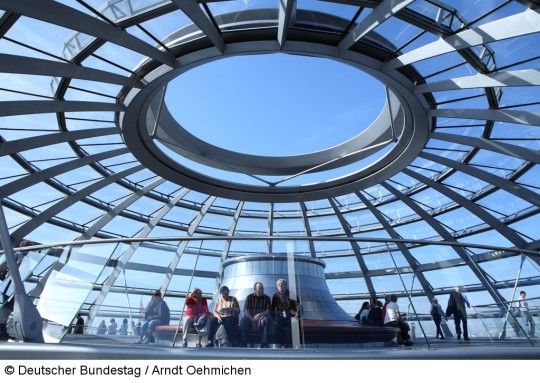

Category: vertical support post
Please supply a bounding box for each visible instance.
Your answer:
[287,241,303,348]
[0,202,44,342]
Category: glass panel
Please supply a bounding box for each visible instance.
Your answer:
[297,0,361,21]
[0,250,48,298]
[235,217,268,234]
[458,230,515,249]
[392,220,441,241]
[509,216,540,242]
[37,244,119,341]
[313,241,353,256]
[323,256,361,273]
[273,218,306,235]
[343,209,380,231]
[198,213,233,232]
[408,245,460,264]
[308,215,344,234]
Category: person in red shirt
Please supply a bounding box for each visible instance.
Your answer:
[182,288,212,347]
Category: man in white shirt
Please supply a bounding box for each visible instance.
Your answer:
[516,290,535,337]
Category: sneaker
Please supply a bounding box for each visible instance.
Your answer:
[205,341,214,347]
[457,334,461,340]
[182,340,188,347]
[404,340,414,346]
[142,337,152,344]
[196,343,202,347]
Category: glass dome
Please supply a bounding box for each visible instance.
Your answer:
[0,0,539,350]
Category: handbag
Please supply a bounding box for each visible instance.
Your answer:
[194,314,208,334]
[215,324,229,347]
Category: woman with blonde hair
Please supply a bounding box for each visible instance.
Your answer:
[182,288,213,347]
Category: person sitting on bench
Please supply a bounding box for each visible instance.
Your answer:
[271,279,300,348]
[240,282,271,348]
[210,285,240,347]
[135,289,170,344]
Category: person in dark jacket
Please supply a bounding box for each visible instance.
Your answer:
[73,313,85,334]
[430,298,446,339]
[363,300,384,326]
[271,279,300,348]
[135,289,170,344]
[446,286,470,340]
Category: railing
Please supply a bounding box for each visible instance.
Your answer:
[2,237,539,348]
[399,297,538,345]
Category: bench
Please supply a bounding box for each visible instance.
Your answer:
[153,319,399,347]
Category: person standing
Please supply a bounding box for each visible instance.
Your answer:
[73,313,85,334]
[119,318,129,335]
[240,282,272,348]
[107,318,117,335]
[430,298,446,339]
[446,286,470,340]
[516,290,535,337]
[96,319,107,334]
[381,295,391,325]
[271,279,300,348]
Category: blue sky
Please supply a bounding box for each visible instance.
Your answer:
[166,53,386,157]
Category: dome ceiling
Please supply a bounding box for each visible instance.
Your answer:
[0,0,540,319]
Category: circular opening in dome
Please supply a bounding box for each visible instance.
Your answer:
[164,53,387,156]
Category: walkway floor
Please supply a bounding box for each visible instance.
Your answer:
[1,334,539,360]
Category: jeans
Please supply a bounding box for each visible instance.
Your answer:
[522,311,536,336]
[141,319,162,337]
[240,315,270,344]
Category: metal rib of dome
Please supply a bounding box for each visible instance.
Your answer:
[0,0,540,347]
